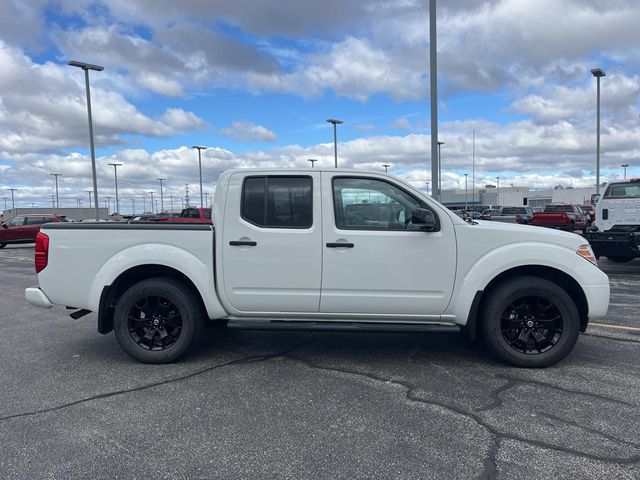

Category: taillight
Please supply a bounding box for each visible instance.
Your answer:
[515,215,521,224]
[35,232,49,273]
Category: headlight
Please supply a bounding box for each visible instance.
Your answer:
[577,244,598,266]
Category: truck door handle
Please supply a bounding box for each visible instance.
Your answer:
[326,242,354,248]
[229,240,257,246]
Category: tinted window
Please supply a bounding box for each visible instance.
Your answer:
[242,176,312,228]
[204,209,212,219]
[25,216,45,225]
[544,205,573,213]
[501,207,526,215]
[604,182,640,199]
[3,217,25,227]
[333,177,433,231]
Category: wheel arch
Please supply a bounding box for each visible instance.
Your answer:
[98,264,213,334]
[465,265,589,342]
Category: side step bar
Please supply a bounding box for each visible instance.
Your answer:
[226,320,461,334]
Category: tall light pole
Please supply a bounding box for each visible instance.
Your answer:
[51,194,55,208]
[472,129,476,206]
[429,0,439,201]
[621,164,629,179]
[326,119,343,168]
[131,198,135,215]
[496,176,500,206]
[2,197,7,211]
[426,181,430,196]
[106,196,112,214]
[307,158,318,168]
[157,178,166,212]
[382,164,390,173]
[170,195,174,213]
[86,190,92,209]
[50,173,62,210]
[68,60,104,221]
[7,188,17,211]
[192,146,207,208]
[437,141,444,197]
[464,173,469,210]
[204,192,210,207]
[185,184,190,208]
[108,163,122,214]
[591,68,606,194]
[149,191,155,213]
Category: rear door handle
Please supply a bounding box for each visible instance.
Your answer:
[229,240,257,246]
[326,242,354,248]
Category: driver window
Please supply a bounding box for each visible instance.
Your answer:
[333,177,429,230]
[4,217,24,227]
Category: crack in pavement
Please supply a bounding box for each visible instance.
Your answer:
[0,337,315,423]
[538,412,640,449]
[284,355,640,466]
[477,437,500,480]
[475,377,519,413]
[583,332,640,345]
[495,373,636,408]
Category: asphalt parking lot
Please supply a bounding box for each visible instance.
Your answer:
[1,245,639,480]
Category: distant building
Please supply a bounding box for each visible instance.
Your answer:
[439,185,596,209]
[1,207,109,221]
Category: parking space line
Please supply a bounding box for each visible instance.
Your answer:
[590,322,640,332]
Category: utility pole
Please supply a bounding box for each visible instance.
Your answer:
[157,178,166,212]
[191,146,207,208]
[429,0,439,200]
[185,184,190,208]
[86,190,92,209]
[7,188,17,211]
[108,163,122,214]
[326,119,343,168]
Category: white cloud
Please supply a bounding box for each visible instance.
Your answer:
[390,117,411,130]
[0,41,207,153]
[219,121,277,143]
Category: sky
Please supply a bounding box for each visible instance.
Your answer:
[1,0,640,213]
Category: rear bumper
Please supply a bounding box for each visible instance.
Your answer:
[584,231,640,257]
[25,287,53,309]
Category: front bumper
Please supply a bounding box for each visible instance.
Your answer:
[25,287,53,309]
[582,283,610,321]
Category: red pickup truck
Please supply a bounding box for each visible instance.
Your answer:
[148,207,212,224]
[530,204,589,232]
[0,214,67,248]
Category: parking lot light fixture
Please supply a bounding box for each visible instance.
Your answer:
[157,178,166,212]
[621,164,629,179]
[192,146,207,208]
[437,141,445,197]
[7,188,17,211]
[108,163,122,214]
[326,119,343,168]
[382,164,390,173]
[50,174,62,211]
[464,173,469,210]
[591,67,606,195]
[148,191,155,213]
[68,60,104,221]
[307,158,318,168]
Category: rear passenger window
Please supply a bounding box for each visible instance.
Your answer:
[25,217,45,225]
[242,176,312,228]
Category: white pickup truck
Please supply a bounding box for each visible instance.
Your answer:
[25,169,610,367]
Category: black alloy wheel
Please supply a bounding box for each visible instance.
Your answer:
[500,296,563,355]
[127,295,183,351]
[114,277,204,363]
[480,276,580,368]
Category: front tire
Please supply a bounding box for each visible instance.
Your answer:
[113,278,204,363]
[480,276,580,368]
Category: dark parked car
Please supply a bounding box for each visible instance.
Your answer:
[0,214,67,248]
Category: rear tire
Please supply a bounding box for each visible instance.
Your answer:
[606,256,634,263]
[480,276,580,368]
[0,243,6,249]
[113,277,204,363]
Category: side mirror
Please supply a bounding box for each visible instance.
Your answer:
[2,224,7,229]
[591,193,600,205]
[410,208,437,230]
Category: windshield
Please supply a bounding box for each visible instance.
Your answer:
[544,205,573,213]
[603,182,640,199]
